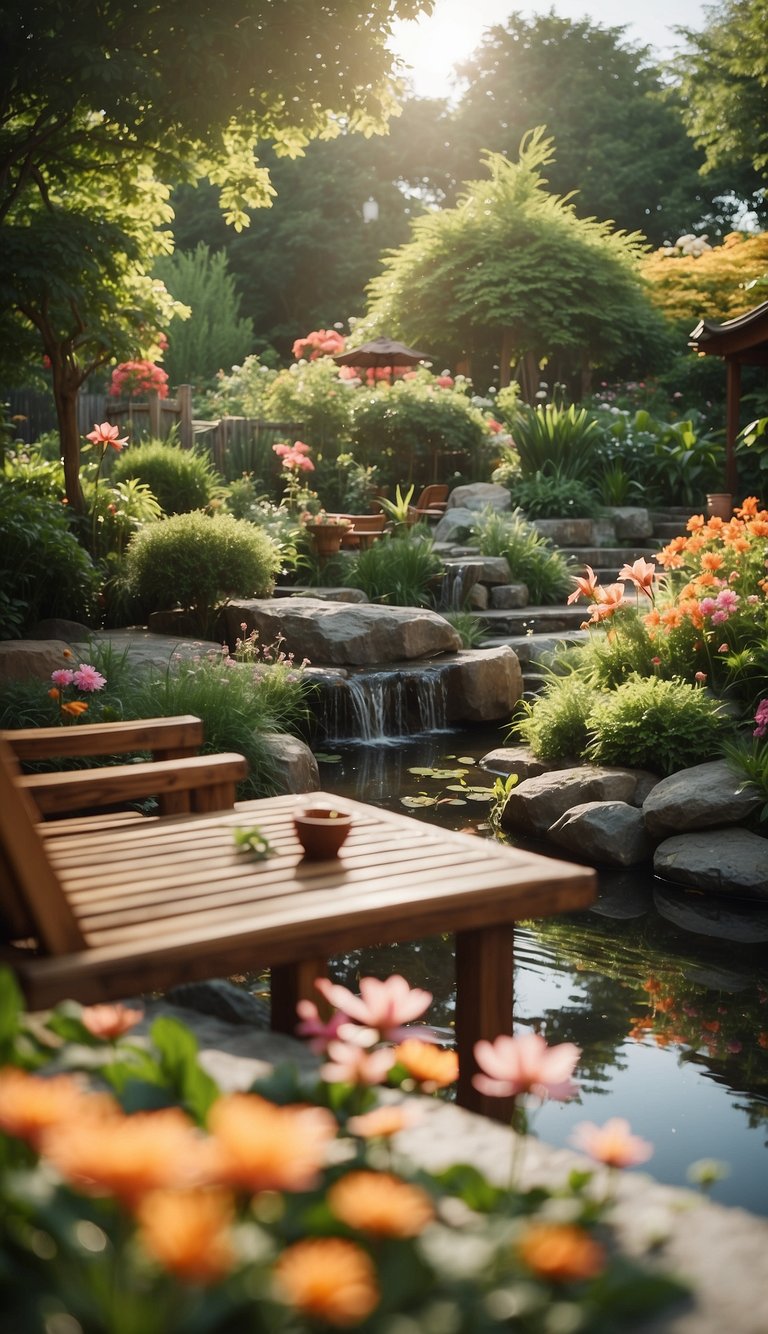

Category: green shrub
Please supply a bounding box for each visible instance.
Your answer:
[512,404,600,479]
[507,471,599,519]
[346,535,443,607]
[125,511,281,632]
[474,509,572,604]
[0,482,99,637]
[441,610,485,648]
[586,675,730,774]
[349,378,489,491]
[512,675,597,762]
[112,440,219,514]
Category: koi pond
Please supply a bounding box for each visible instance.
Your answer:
[315,724,768,1218]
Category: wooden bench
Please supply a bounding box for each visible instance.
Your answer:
[0,735,596,1120]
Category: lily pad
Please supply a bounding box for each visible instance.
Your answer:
[400,795,438,808]
[407,767,468,780]
[314,753,342,763]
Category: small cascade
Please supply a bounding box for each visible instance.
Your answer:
[438,560,483,611]
[315,663,449,744]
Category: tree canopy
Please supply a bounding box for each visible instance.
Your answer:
[363,132,669,397]
[641,231,768,328]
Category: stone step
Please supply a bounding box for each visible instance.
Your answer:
[478,626,590,662]
[556,545,661,567]
[651,521,688,541]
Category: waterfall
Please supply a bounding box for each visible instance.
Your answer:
[315,664,449,744]
[437,560,483,611]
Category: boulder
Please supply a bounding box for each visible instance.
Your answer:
[501,765,655,837]
[0,639,74,683]
[223,598,461,667]
[443,646,522,723]
[475,557,515,585]
[479,746,562,782]
[432,508,478,544]
[653,829,768,901]
[548,800,652,867]
[262,733,320,794]
[26,618,92,641]
[603,507,654,541]
[643,761,762,838]
[490,583,529,609]
[531,518,595,547]
[467,583,489,610]
[288,587,368,604]
[446,483,511,512]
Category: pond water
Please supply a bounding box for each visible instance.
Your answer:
[316,724,768,1217]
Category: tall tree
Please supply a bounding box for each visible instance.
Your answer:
[0,0,433,505]
[363,132,670,396]
[449,10,739,244]
[676,0,768,207]
[154,244,255,389]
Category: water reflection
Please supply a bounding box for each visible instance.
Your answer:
[320,730,768,1216]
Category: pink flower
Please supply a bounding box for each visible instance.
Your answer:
[295,999,348,1054]
[571,1118,653,1169]
[715,589,739,613]
[694,671,707,684]
[710,610,728,625]
[81,1003,144,1039]
[698,597,717,616]
[651,656,662,666]
[718,643,729,653]
[320,1040,395,1086]
[291,440,311,454]
[617,558,655,597]
[436,375,454,388]
[273,442,290,457]
[472,1032,580,1101]
[315,975,432,1041]
[72,664,107,692]
[50,669,75,687]
[85,422,128,452]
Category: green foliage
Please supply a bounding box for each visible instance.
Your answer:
[154,243,255,389]
[85,477,163,560]
[265,357,353,454]
[440,611,486,648]
[722,736,768,823]
[346,535,443,607]
[507,471,599,519]
[348,377,488,490]
[474,508,573,605]
[511,404,600,479]
[200,355,280,418]
[0,482,99,637]
[593,408,725,508]
[513,675,598,762]
[112,441,219,514]
[586,675,730,774]
[125,511,280,630]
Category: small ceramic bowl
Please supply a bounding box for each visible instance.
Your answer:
[293,807,352,859]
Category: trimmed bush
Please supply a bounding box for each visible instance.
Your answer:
[112,441,219,514]
[125,511,281,631]
[586,675,730,774]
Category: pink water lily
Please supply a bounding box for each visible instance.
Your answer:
[315,975,432,1041]
[85,422,128,451]
[472,1032,580,1101]
[571,1117,653,1168]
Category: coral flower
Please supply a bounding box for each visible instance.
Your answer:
[566,565,599,605]
[315,974,432,1040]
[80,1003,144,1039]
[136,1188,237,1284]
[347,1104,421,1139]
[583,583,625,624]
[393,1038,459,1090]
[518,1223,606,1283]
[207,1093,335,1193]
[61,701,89,717]
[85,421,128,451]
[617,557,656,597]
[321,1039,395,1087]
[273,1237,379,1326]
[0,1068,114,1149]
[295,998,348,1053]
[571,1117,653,1168]
[72,663,107,692]
[472,1032,580,1101]
[328,1170,434,1237]
[44,1107,205,1206]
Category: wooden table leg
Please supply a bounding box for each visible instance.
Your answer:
[270,958,328,1035]
[455,924,517,1122]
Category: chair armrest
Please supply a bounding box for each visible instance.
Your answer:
[2,716,205,763]
[20,753,250,817]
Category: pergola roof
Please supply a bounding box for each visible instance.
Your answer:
[689,299,768,365]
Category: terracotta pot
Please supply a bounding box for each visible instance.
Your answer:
[706,493,733,521]
[305,524,347,558]
[293,806,352,859]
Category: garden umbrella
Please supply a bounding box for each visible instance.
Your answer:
[333,336,432,371]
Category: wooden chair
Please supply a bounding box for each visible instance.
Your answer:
[337,513,388,550]
[410,484,449,521]
[0,732,595,1120]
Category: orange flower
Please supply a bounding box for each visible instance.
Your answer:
[660,606,683,629]
[61,700,88,717]
[686,514,705,531]
[0,1068,114,1149]
[43,1107,204,1206]
[48,687,60,700]
[328,1170,434,1237]
[207,1093,334,1194]
[518,1223,606,1283]
[747,519,768,537]
[737,496,761,518]
[273,1238,379,1326]
[347,1105,420,1139]
[643,608,661,630]
[571,1117,653,1168]
[393,1038,459,1090]
[80,1003,144,1039]
[566,565,599,605]
[136,1188,237,1285]
[701,552,724,571]
[584,583,625,624]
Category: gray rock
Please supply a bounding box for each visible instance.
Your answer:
[643,761,762,838]
[501,765,654,837]
[443,646,522,723]
[475,556,515,585]
[653,829,768,900]
[603,506,654,540]
[165,979,271,1026]
[548,800,652,866]
[531,517,595,547]
[479,746,563,781]
[446,482,511,512]
[224,598,461,667]
[262,733,320,793]
[432,508,478,543]
[654,887,768,945]
[0,639,75,682]
[467,583,489,610]
[286,586,368,604]
[490,583,529,609]
[26,618,92,641]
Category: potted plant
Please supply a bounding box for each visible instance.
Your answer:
[302,511,352,559]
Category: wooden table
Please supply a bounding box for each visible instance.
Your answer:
[24,793,596,1120]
